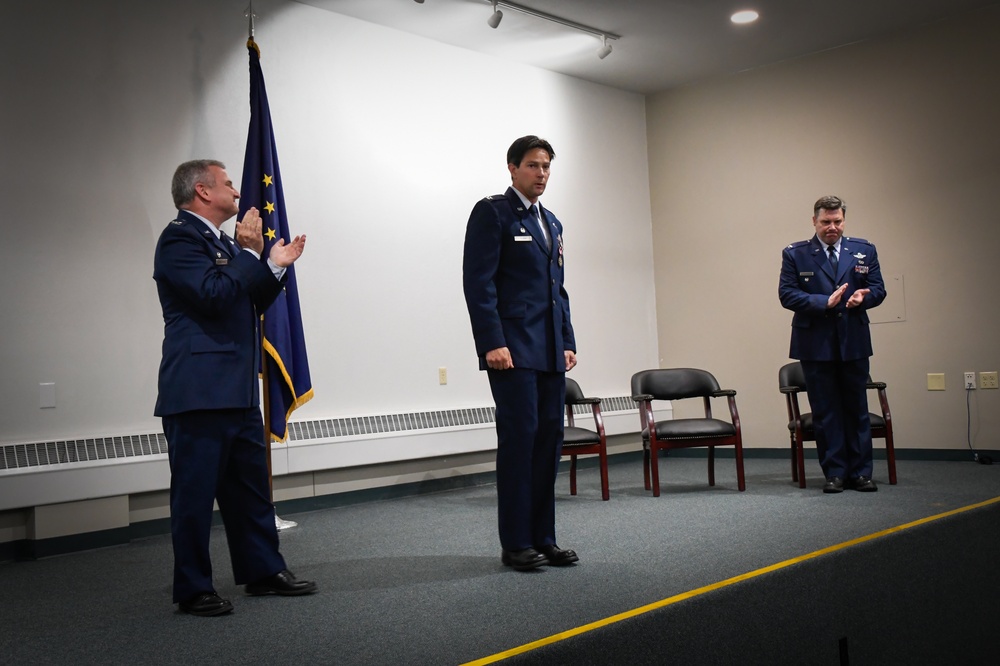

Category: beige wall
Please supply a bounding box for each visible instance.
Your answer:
[645,6,1000,452]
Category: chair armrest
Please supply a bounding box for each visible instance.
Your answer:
[633,394,654,434]
[779,386,802,394]
[590,401,606,436]
[724,392,741,431]
[867,382,887,390]
[712,389,737,397]
[571,397,602,405]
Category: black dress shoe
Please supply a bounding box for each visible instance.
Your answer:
[501,548,548,571]
[178,592,233,617]
[245,569,317,596]
[538,545,578,566]
[849,476,878,492]
[823,477,845,494]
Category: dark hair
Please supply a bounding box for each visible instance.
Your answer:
[506,135,555,167]
[813,195,847,217]
[172,159,225,208]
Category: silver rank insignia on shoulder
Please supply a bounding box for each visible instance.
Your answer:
[170,219,182,225]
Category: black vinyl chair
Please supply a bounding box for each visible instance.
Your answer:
[630,368,745,496]
[562,378,610,501]
[779,361,898,488]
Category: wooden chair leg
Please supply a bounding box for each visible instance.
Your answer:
[570,455,578,495]
[735,443,746,491]
[796,435,806,489]
[643,443,651,491]
[599,447,609,501]
[707,446,715,487]
[790,433,798,482]
[651,445,661,497]
[885,431,898,485]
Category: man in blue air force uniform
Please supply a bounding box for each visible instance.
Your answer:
[463,136,579,571]
[779,195,886,493]
[153,159,315,616]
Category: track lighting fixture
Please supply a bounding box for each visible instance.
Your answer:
[597,35,612,60]
[414,0,620,60]
[479,1,618,59]
[487,1,503,29]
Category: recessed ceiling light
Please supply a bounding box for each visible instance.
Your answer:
[731,10,759,25]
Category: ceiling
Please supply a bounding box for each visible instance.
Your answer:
[293,0,997,94]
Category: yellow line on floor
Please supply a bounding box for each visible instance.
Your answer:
[462,495,1000,666]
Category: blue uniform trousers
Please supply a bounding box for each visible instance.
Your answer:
[487,368,565,551]
[801,358,873,479]
[163,408,285,602]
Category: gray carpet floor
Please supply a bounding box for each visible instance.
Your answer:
[1,456,998,665]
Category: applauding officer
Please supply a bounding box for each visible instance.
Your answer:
[779,196,886,493]
[154,159,315,616]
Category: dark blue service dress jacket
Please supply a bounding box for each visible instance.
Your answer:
[153,209,285,416]
[463,187,575,370]
[779,235,886,362]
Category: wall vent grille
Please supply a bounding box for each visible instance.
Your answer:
[0,433,169,471]
[1,397,636,471]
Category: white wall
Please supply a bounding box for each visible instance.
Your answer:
[0,0,658,447]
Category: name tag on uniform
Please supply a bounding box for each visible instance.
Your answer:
[514,235,532,242]
[216,258,229,265]
[799,271,814,276]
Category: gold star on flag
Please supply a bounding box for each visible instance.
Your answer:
[265,228,276,241]
[264,201,276,214]
[262,174,273,187]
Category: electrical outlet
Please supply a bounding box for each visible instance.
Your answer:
[927,373,945,391]
[438,367,447,385]
[964,372,976,390]
[981,371,999,390]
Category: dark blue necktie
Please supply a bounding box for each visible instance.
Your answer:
[531,204,551,250]
[828,245,838,274]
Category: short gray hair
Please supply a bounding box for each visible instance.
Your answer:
[171,159,225,208]
[813,195,846,217]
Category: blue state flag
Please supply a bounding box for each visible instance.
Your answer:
[239,40,313,442]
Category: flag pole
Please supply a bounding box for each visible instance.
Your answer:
[262,314,273,487]
[244,4,296,531]
[245,2,255,40]
[262,314,296,530]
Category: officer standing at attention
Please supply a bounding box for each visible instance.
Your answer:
[779,195,886,493]
[463,136,579,570]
